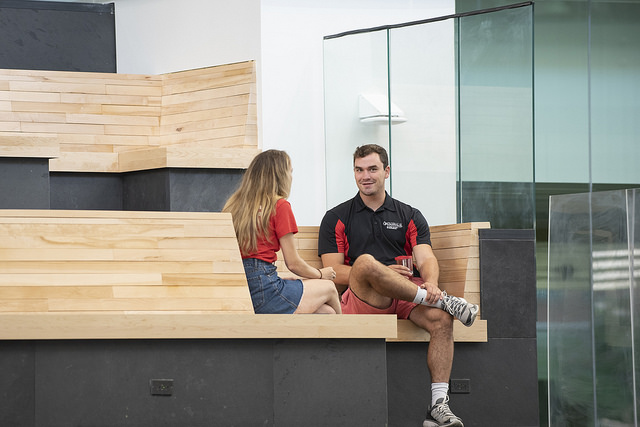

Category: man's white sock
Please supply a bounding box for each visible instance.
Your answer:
[413,288,443,309]
[431,382,449,407]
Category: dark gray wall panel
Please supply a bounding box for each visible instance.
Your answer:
[273,339,388,426]
[1,338,389,427]
[169,168,243,212]
[450,338,539,427]
[387,340,539,426]
[50,172,123,210]
[386,342,431,426]
[0,342,35,427]
[0,158,49,208]
[49,169,244,212]
[123,169,171,211]
[0,1,116,72]
[35,340,274,427]
[480,229,537,339]
[122,168,244,212]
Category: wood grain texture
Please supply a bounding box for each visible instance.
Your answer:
[0,61,258,171]
[0,313,397,340]
[0,210,250,318]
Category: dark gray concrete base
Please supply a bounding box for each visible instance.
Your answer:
[387,339,538,427]
[1,339,388,427]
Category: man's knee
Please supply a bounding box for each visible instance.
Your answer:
[353,253,376,266]
[351,254,379,275]
[410,306,454,335]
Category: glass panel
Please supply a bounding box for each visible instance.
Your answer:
[590,2,640,188]
[633,189,640,421]
[458,6,534,229]
[323,30,389,209]
[590,190,635,424]
[533,3,591,425]
[388,20,457,225]
[547,191,595,426]
[548,189,639,425]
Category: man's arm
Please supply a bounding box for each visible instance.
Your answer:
[320,253,350,295]
[412,243,442,304]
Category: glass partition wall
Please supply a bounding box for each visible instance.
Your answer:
[543,1,640,425]
[548,189,640,425]
[323,3,534,228]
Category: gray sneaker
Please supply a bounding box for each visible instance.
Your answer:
[423,396,464,427]
[441,292,478,327]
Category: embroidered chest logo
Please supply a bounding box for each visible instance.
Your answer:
[383,221,402,230]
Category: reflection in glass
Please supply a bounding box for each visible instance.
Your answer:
[458,6,534,229]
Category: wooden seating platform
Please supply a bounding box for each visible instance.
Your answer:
[276,222,490,342]
[0,209,396,340]
[0,61,259,172]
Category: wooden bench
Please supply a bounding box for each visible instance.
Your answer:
[276,223,490,342]
[0,209,396,340]
[0,61,259,172]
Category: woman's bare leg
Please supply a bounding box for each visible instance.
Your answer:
[294,279,342,314]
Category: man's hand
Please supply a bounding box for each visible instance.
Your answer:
[387,264,413,279]
[418,280,443,305]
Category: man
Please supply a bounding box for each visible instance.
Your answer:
[318,144,477,427]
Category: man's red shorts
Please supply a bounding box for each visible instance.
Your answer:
[340,277,423,319]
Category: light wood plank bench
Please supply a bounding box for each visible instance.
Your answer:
[0,61,259,172]
[0,209,396,340]
[276,223,490,342]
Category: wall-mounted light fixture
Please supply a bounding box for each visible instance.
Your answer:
[358,93,407,124]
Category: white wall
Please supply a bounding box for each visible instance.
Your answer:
[260,0,454,225]
[114,0,454,225]
[114,0,262,75]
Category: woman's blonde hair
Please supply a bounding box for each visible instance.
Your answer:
[223,149,292,255]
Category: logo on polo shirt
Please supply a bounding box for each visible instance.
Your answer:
[383,221,402,230]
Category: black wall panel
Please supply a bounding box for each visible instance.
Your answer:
[50,172,123,210]
[0,158,49,208]
[49,169,245,213]
[0,342,35,427]
[168,168,244,212]
[2,338,389,427]
[0,0,116,72]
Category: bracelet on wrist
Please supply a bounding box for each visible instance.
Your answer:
[316,268,322,279]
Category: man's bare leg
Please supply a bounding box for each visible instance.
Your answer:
[409,305,454,383]
[349,254,423,308]
[411,301,463,427]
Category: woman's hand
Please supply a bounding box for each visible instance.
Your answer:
[318,266,337,281]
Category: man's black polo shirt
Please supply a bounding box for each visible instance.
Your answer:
[318,192,431,266]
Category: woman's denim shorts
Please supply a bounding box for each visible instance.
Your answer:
[242,258,304,314]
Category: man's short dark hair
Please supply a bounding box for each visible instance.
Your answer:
[353,144,389,169]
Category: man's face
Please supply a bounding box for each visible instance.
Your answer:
[353,153,389,197]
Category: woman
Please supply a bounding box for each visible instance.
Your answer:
[223,150,341,314]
